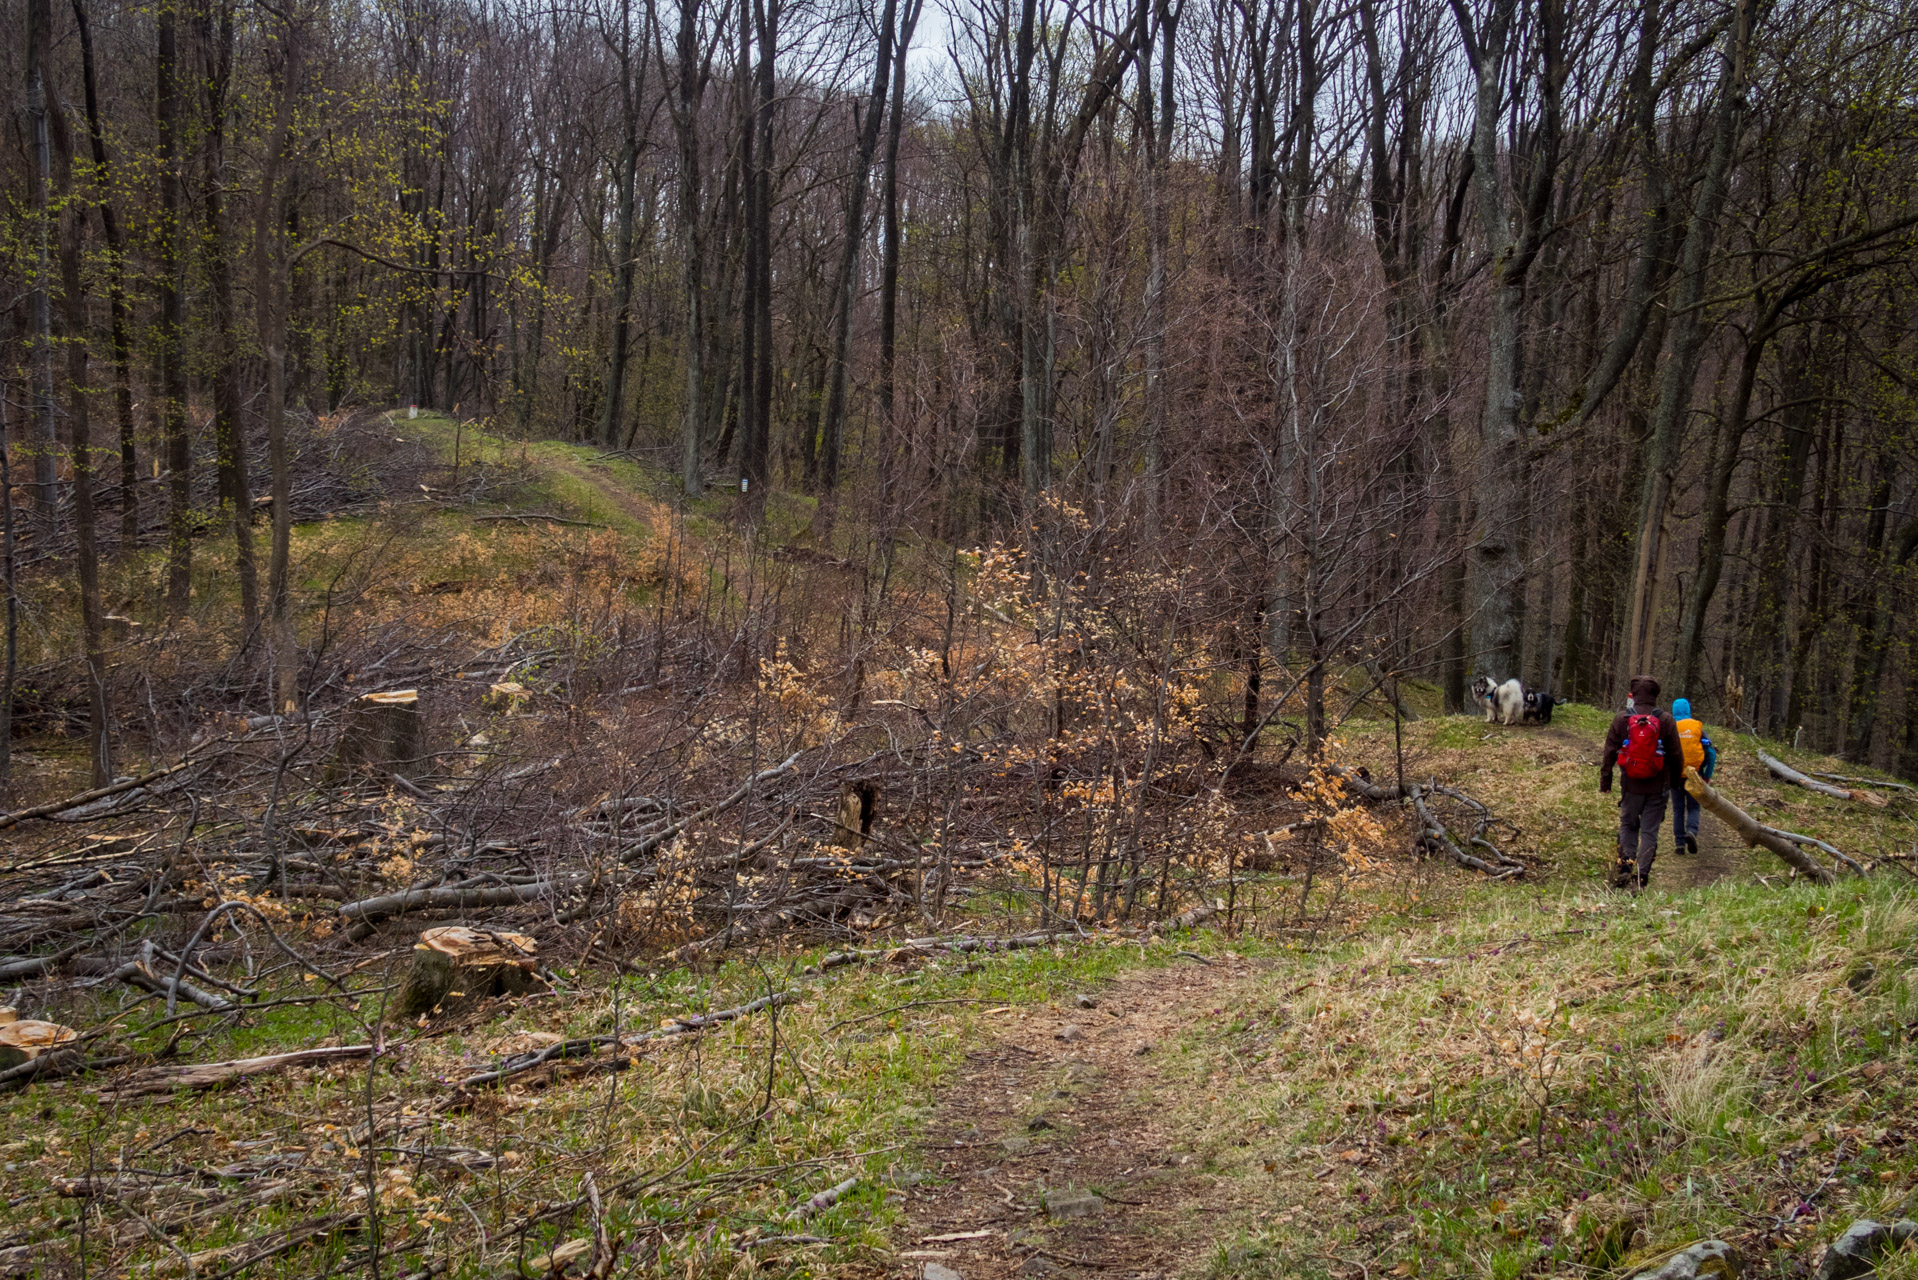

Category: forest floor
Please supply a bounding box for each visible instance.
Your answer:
[1,414,1914,1280]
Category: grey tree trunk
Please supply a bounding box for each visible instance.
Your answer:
[254,14,301,712]
[1138,0,1176,538]
[159,0,193,616]
[672,0,708,492]
[25,0,60,517]
[1621,15,1748,681]
[57,195,112,788]
[1453,0,1559,682]
[874,0,920,507]
[71,0,141,553]
[199,0,260,633]
[816,0,900,501]
[600,0,649,448]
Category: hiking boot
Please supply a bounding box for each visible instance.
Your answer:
[1685,837,1698,856]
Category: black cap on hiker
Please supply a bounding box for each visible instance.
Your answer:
[1628,675,1660,703]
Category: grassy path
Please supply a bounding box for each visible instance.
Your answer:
[895,956,1258,1279]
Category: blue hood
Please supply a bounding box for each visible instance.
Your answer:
[1672,698,1692,719]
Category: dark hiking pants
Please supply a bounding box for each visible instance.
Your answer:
[1673,791,1701,845]
[1616,790,1667,886]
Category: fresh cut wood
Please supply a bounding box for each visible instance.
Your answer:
[394,926,540,1018]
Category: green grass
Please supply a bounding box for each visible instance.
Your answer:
[0,925,1192,1278]
[1157,874,1918,1279]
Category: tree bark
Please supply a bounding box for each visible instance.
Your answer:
[199,0,260,632]
[815,0,900,504]
[670,0,708,492]
[600,0,649,448]
[25,0,60,518]
[1452,0,1559,682]
[254,13,301,712]
[54,124,113,788]
[70,0,140,553]
[1621,13,1749,681]
[874,0,920,508]
[159,0,194,616]
[1675,324,1768,695]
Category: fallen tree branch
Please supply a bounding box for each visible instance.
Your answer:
[802,931,1075,975]
[0,760,197,830]
[1757,751,1889,808]
[791,1176,857,1220]
[337,879,566,940]
[621,751,806,864]
[1684,767,1841,883]
[1807,770,1915,795]
[1327,763,1407,802]
[452,991,798,1090]
[101,1045,376,1098]
[1410,784,1523,879]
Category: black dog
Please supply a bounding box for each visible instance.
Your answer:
[1522,690,1561,724]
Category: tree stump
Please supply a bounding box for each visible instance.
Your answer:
[330,689,426,780]
[0,1008,78,1070]
[830,781,880,849]
[394,927,539,1019]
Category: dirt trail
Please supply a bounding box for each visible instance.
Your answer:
[892,957,1260,1280]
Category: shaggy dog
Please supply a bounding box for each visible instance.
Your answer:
[1472,675,1526,725]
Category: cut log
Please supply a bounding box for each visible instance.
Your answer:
[1757,751,1889,808]
[1684,767,1839,884]
[0,1013,79,1070]
[394,926,540,1018]
[102,1045,374,1098]
[330,689,426,780]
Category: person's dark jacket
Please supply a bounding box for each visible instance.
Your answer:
[1600,705,1685,796]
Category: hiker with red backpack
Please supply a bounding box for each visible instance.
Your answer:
[1599,675,1686,890]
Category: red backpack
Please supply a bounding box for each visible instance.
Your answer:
[1618,713,1665,779]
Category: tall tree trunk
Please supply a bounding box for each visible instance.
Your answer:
[254,15,300,711]
[816,0,901,504]
[57,184,112,788]
[735,0,759,500]
[1453,0,1559,681]
[745,0,776,502]
[1675,324,1769,695]
[672,0,708,492]
[199,0,260,633]
[1620,14,1748,680]
[874,0,920,509]
[1012,0,1044,498]
[600,0,647,448]
[71,0,140,553]
[25,0,60,517]
[1139,0,1176,539]
[159,0,194,616]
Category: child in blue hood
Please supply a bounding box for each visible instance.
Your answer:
[1670,698,1717,855]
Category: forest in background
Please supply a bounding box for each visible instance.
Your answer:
[3,0,1918,784]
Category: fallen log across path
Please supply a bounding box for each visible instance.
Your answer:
[1683,766,1857,882]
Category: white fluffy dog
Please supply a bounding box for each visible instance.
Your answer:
[1471,675,1526,725]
